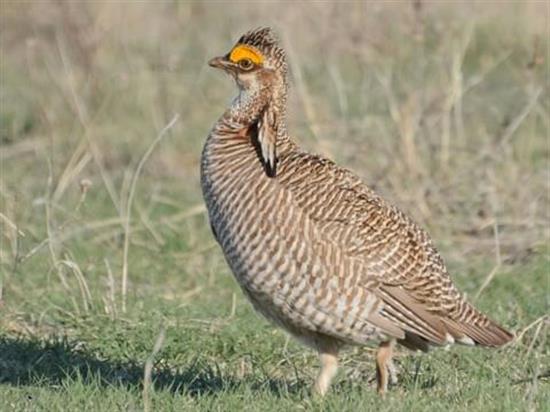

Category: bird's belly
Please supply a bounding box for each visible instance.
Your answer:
[203,178,323,334]
[214,212,314,331]
[206,193,380,345]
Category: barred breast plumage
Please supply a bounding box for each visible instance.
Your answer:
[201,27,513,396]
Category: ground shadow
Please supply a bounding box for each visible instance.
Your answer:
[0,337,305,397]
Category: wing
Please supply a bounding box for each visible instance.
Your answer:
[277,149,513,348]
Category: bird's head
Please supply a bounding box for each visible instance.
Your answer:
[209,28,288,176]
[208,27,288,94]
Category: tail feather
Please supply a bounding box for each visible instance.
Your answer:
[379,285,514,349]
[442,304,514,347]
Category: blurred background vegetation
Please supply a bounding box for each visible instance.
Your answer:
[0,1,548,410]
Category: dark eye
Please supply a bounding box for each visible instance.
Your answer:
[238,58,254,70]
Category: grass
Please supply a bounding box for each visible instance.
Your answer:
[1,255,548,411]
[1,1,548,411]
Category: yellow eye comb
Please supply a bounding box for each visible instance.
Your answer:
[229,45,264,65]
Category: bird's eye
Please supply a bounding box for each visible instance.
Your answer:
[238,58,254,70]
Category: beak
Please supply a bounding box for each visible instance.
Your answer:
[208,56,232,70]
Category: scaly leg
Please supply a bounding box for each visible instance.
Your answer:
[376,339,396,395]
[313,350,339,396]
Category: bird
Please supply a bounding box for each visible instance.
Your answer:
[200,27,514,396]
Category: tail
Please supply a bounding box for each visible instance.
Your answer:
[441,302,514,347]
[380,285,514,351]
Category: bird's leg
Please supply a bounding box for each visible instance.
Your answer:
[376,339,396,395]
[313,350,339,396]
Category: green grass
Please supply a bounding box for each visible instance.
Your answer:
[1,185,547,411]
[1,2,548,411]
[1,252,548,411]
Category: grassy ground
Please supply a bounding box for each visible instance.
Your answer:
[1,2,548,411]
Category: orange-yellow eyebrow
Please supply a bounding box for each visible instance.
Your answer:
[229,45,264,65]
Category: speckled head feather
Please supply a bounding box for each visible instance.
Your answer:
[235,27,288,74]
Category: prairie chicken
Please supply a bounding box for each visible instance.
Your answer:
[201,27,513,396]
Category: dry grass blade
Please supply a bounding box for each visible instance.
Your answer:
[0,212,25,238]
[17,217,125,265]
[57,259,92,314]
[280,32,323,148]
[524,320,547,411]
[376,69,423,178]
[474,220,502,300]
[104,258,117,319]
[498,88,542,148]
[55,29,121,215]
[52,140,91,203]
[121,114,179,313]
[137,204,165,246]
[513,315,548,346]
[441,23,473,168]
[158,204,206,225]
[143,326,166,412]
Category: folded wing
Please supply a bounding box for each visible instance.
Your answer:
[280,151,513,349]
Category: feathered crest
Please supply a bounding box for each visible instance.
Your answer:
[237,27,280,54]
[236,27,287,74]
